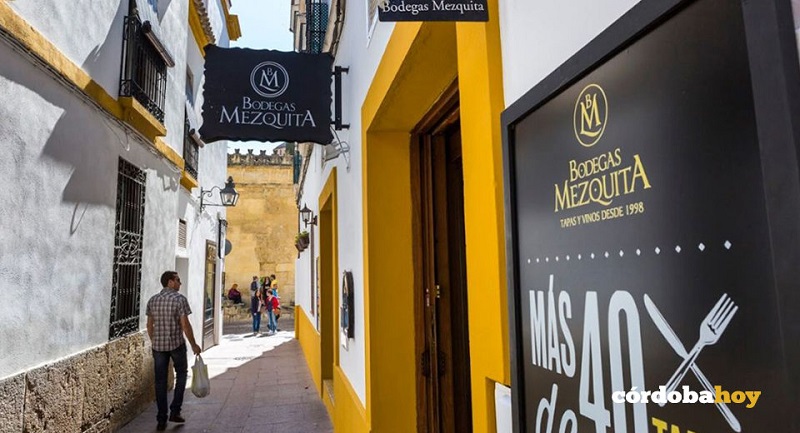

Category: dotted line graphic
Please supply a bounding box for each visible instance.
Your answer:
[525,241,733,265]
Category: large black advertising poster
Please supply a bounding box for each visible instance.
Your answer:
[504,0,798,432]
[200,46,333,144]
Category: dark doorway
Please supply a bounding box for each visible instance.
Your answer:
[413,84,473,433]
[203,241,218,349]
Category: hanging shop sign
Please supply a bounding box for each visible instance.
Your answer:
[501,0,800,432]
[200,46,333,144]
[378,0,488,22]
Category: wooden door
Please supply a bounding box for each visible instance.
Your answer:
[414,85,473,433]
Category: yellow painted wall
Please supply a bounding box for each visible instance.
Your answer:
[357,4,508,432]
[360,21,462,433]
[333,366,370,433]
[298,3,508,432]
[296,306,322,390]
[455,0,511,431]
[363,131,418,433]
[225,164,297,302]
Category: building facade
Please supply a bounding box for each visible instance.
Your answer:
[291,0,800,432]
[0,0,240,431]
[225,148,299,303]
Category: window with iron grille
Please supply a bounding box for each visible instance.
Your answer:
[109,158,147,340]
[184,115,199,180]
[119,15,168,123]
[305,0,328,54]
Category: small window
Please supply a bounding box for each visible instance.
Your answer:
[178,219,187,249]
[186,70,194,105]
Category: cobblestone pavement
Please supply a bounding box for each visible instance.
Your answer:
[117,315,333,433]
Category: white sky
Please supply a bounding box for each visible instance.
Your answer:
[226,0,294,155]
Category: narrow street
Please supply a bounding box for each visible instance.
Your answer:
[118,315,332,433]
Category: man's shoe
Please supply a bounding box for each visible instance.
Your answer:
[156,422,167,431]
[168,414,186,423]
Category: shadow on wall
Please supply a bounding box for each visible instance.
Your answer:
[0,35,180,209]
[81,0,127,98]
[157,0,175,23]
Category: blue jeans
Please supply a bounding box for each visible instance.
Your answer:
[252,312,261,332]
[153,345,188,424]
[267,310,277,333]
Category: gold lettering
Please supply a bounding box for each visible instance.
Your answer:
[631,154,652,190]
[554,150,653,213]
[569,160,579,182]
[580,93,602,137]
[651,417,668,433]
[555,181,571,212]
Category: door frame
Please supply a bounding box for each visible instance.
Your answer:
[411,81,471,433]
[202,240,218,349]
[318,168,339,407]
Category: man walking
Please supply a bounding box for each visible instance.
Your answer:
[146,271,202,431]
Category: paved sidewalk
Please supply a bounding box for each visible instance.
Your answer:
[118,318,332,433]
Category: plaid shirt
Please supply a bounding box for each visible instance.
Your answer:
[146,288,192,352]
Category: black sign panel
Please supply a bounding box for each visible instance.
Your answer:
[378,0,488,22]
[502,0,800,432]
[200,46,333,144]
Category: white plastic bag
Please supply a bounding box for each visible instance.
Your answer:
[191,355,211,398]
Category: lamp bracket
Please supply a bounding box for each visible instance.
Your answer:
[199,187,223,212]
[323,128,351,172]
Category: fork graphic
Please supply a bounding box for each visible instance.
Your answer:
[660,293,738,404]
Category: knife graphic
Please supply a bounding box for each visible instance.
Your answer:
[643,294,741,432]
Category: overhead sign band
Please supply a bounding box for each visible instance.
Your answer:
[378,0,488,22]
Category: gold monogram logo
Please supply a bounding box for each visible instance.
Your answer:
[573,84,608,147]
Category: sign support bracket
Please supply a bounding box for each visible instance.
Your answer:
[332,66,350,130]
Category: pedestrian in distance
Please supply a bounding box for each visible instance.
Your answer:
[269,274,281,331]
[269,273,279,299]
[265,289,279,335]
[250,275,259,298]
[227,283,242,304]
[251,287,262,336]
[146,271,202,432]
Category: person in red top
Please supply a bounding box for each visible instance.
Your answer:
[265,289,280,335]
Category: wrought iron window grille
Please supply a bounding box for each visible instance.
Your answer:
[305,0,328,54]
[120,15,169,123]
[184,116,200,179]
[109,158,147,340]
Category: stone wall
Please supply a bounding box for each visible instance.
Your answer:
[226,157,298,304]
[0,331,153,433]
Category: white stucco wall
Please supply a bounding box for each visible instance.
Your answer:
[0,0,232,378]
[8,1,126,98]
[9,0,191,162]
[294,0,395,407]
[498,0,642,106]
[180,2,232,347]
[0,39,180,379]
